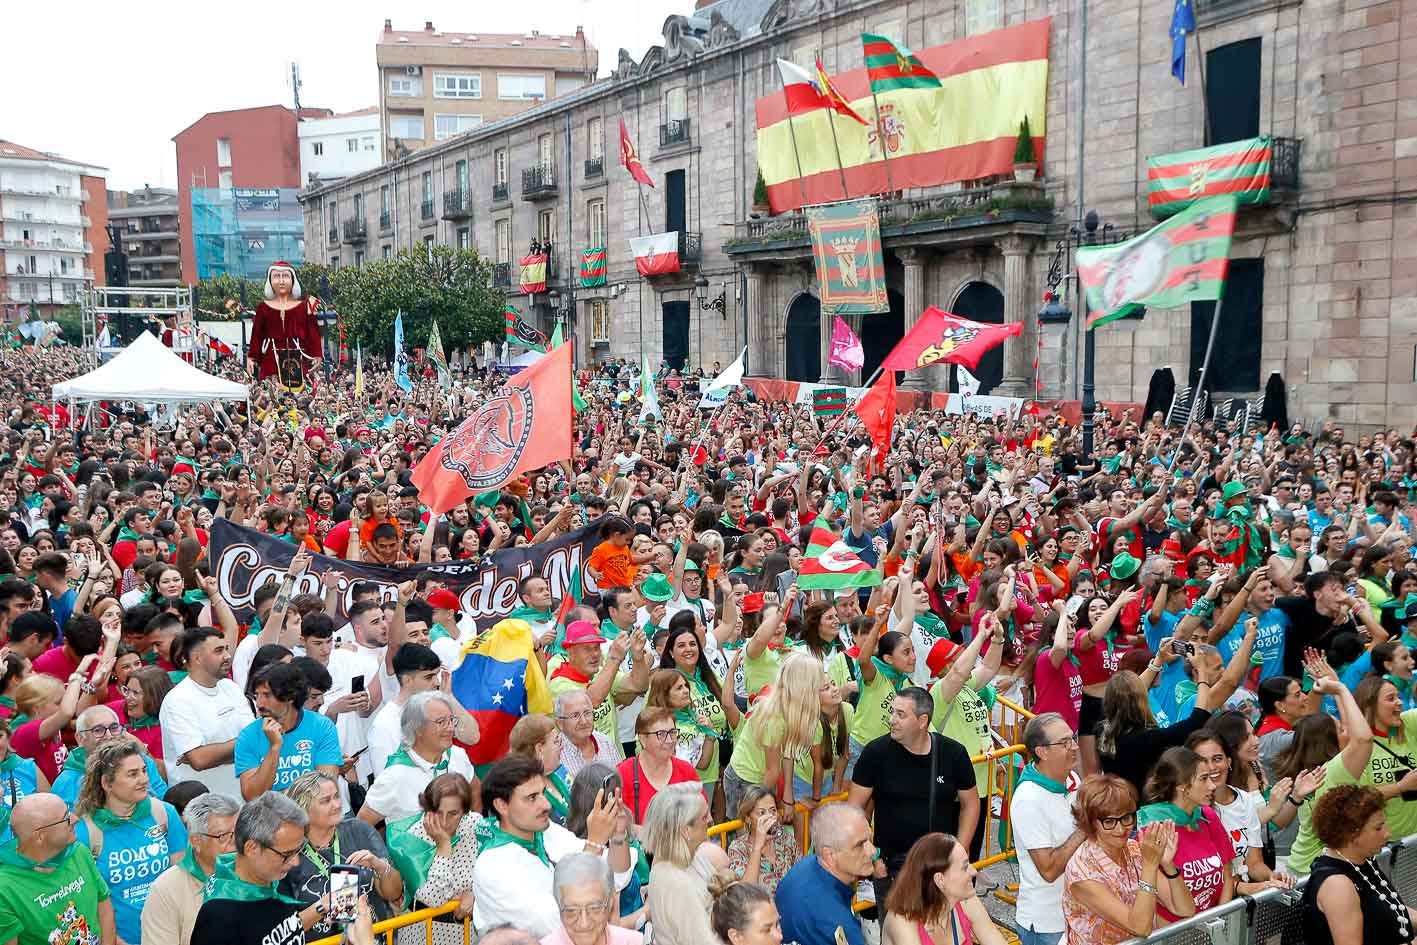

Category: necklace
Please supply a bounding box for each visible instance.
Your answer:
[1331,850,1412,940]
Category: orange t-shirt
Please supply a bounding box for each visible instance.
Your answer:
[588,540,635,588]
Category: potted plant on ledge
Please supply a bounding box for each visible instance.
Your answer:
[751,168,771,217]
[1013,116,1038,182]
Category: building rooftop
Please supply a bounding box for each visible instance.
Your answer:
[0,139,106,172]
[377,20,597,53]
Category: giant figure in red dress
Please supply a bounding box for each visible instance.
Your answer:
[246,260,322,389]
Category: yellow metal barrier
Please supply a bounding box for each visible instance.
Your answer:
[308,901,468,945]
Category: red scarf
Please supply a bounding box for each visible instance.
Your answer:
[1256,715,1292,737]
[551,663,591,685]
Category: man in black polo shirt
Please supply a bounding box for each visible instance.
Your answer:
[1275,572,1378,678]
[848,687,977,898]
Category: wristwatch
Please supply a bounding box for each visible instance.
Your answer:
[1137,880,1158,895]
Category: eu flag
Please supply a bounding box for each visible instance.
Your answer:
[1171,0,1196,84]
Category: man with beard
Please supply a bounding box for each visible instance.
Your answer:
[235,662,342,800]
[160,628,255,795]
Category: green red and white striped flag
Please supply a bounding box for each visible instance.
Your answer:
[1076,195,1240,330]
[862,33,942,93]
[1147,137,1274,219]
[813,387,847,416]
[579,248,607,287]
[797,516,881,591]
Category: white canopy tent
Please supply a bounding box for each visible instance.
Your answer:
[52,331,249,404]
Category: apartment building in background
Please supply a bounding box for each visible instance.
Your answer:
[377,19,598,161]
[0,140,106,317]
[109,186,182,287]
[299,107,383,186]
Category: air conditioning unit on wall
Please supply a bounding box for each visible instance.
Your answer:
[405,65,422,76]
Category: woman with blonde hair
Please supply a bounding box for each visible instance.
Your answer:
[722,652,824,823]
[641,782,716,945]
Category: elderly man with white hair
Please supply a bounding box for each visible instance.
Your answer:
[51,703,168,805]
[141,792,240,945]
[358,692,475,826]
[542,853,644,945]
[555,689,620,778]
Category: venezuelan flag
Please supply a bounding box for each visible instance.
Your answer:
[450,619,552,764]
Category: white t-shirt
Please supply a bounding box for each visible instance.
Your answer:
[365,699,403,776]
[160,676,255,798]
[323,646,381,784]
[472,822,587,938]
[363,745,475,824]
[1214,787,1264,880]
[232,633,262,692]
[1011,779,1077,934]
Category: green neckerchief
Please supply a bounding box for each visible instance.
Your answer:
[678,670,726,735]
[1387,674,1414,703]
[1019,763,1069,795]
[509,605,554,624]
[0,751,20,774]
[204,852,303,904]
[430,625,452,643]
[600,619,626,641]
[90,797,154,830]
[140,651,160,666]
[1174,678,1199,707]
[116,525,143,544]
[8,714,30,732]
[61,748,87,776]
[177,851,211,887]
[545,769,571,821]
[1276,545,1297,560]
[1137,801,1208,831]
[386,813,461,909]
[182,588,209,604]
[472,818,550,867]
[914,611,949,639]
[870,656,910,691]
[0,838,78,870]
[1165,514,1188,531]
[387,745,450,774]
[127,714,159,731]
[1100,455,1122,474]
[0,696,15,713]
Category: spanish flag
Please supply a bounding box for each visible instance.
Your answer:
[756,18,1050,213]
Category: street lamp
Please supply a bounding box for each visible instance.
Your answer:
[694,274,726,317]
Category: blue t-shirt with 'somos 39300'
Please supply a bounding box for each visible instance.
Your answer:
[233,709,342,791]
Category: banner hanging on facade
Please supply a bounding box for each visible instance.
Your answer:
[807,200,890,316]
[208,519,601,625]
[1146,136,1274,219]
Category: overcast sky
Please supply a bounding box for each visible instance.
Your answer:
[5,0,686,191]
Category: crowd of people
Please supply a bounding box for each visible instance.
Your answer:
[0,321,1415,945]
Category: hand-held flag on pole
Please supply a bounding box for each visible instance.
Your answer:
[618,119,655,188]
[798,516,882,590]
[392,311,412,392]
[354,343,364,395]
[852,370,897,472]
[1076,194,1240,329]
[704,348,746,392]
[1170,0,1196,84]
[504,305,548,352]
[427,319,451,389]
[638,354,661,422]
[880,306,1023,371]
[410,342,573,513]
[829,315,865,371]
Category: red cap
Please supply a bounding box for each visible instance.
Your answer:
[926,638,963,678]
[170,463,195,477]
[563,620,606,647]
[426,589,461,611]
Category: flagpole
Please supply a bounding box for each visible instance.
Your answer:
[869,86,896,193]
[777,81,810,208]
[811,366,884,453]
[1191,29,1212,145]
[1168,292,1225,472]
[825,110,851,200]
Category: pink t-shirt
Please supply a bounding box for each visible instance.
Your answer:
[31,646,78,683]
[10,717,67,783]
[541,926,644,945]
[1032,649,1083,731]
[108,698,164,759]
[1074,629,1128,687]
[1159,806,1235,920]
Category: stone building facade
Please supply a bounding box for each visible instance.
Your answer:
[302,0,1417,428]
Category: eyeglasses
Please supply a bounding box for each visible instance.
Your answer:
[1043,735,1079,748]
[200,830,236,844]
[643,730,677,743]
[557,711,593,722]
[35,811,74,832]
[426,716,457,729]
[80,723,125,738]
[559,902,610,924]
[1099,812,1138,830]
[260,841,303,862]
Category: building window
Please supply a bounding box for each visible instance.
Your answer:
[353,193,363,217]
[216,138,232,166]
[434,73,483,99]
[380,185,390,214]
[498,74,547,100]
[363,137,376,151]
[389,76,422,97]
[1190,258,1263,391]
[457,227,470,250]
[434,114,483,140]
[538,134,554,171]
[538,209,555,245]
[329,255,340,269]
[1205,39,1262,145]
[382,244,392,258]
[495,219,511,263]
[965,0,1002,35]
[587,117,603,159]
[591,299,610,343]
[665,87,687,123]
[389,116,424,140]
[354,250,365,267]
[494,148,508,185]
[455,159,469,194]
[421,172,434,203]
[218,170,233,190]
[312,141,324,157]
[347,138,359,153]
[587,198,606,246]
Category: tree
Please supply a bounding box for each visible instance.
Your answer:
[331,245,503,356]
[192,273,263,316]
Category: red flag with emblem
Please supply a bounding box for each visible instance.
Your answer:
[619,119,655,188]
[852,370,896,471]
[411,343,573,513]
[880,306,1023,372]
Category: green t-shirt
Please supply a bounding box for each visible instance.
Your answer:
[849,663,908,746]
[930,678,998,794]
[728,712,820,787]
[549,675,624,758]
[679,671,729,783]
[744,647,784,697]
[1288,708,1417,874]
[795,702,855,788]
[0,844,110,945]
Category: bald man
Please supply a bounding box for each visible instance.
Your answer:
[0,794,116,945]
[51,705,169,806]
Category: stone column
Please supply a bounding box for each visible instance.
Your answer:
[994,235,1037,398]
[898,247,932,390]
[745,264,768,377]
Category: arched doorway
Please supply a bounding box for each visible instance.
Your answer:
[858,289,905,382]
[784,294,820,382]
[950,281,1006,395]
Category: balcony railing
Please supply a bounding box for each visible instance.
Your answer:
[1271,136,1300,190]
[342,218,367,242]
[420,199,435,221]
[521,164,558,199]
[660,118,692,148]
[584,157,604,179]
[492,181,509,203]
[678,231,702,268]
[443,189,473,220]
[493,262,512,287]
[379,210,393,232]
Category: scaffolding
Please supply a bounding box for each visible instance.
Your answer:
[80,285,192,366]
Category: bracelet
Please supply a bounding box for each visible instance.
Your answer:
[1160,865,1180,879]
[584,840,606,854]
[1287,793,1306,807]
[1137,880,1158,895]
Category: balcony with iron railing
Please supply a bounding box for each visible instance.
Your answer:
[660,118,692,149]
[492,262,512,287]
[521,164,558,200]
[0,236,91,253]
[342,218,368,243]
[492,181,509,203]
[442,189,473,221]
[677,231,702,270]
[584,157,604,179]
[379,210,393,233]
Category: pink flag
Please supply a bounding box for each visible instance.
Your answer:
[829,315,864,371]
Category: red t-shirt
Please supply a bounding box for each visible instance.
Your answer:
[108,698,163,759]
[11,718,67,783]
[1074,629,1128,687]
[32,646,78,682]
[617,756,704,824]
[1032,650,1083,731]
[323,519,353,557]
